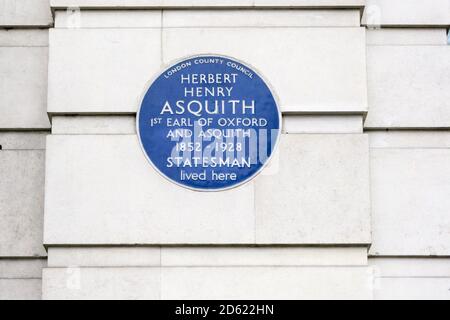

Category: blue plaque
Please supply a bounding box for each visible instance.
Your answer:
[137,55,281,191]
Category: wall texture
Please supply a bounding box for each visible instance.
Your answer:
[1,0,450,300]
[0,0,52,299]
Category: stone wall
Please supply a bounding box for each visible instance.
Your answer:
[0,0,52,299]
[1,0,449,300]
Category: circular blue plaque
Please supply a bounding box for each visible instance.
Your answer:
[137,55,281,191]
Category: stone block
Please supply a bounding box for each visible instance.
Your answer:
[374,278,450,300]
[42,267,160,300]
[366,29,448,45]
[0,132,47,150]
[54,9,161,28]
[0,150,46,256]
[161,247,368,266]
[44,135,255,245]
[0,259,46,278]
[370,148,450,255]
[50,0,365,9]
[161,266,373,299]
[363,0,450,27]
[255,134,371,244]
[0,279,42,300]
[47,247,160,267]
[163,9,360,27]
[0,31,51,129]
[370,258,450,277]
[365,46,450,128]
[51,116,135,135]
[0,0,52,27]
[163,27,367,114]
[370,132,450,149]
[47,29,161,114]
[283,115,363,134]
